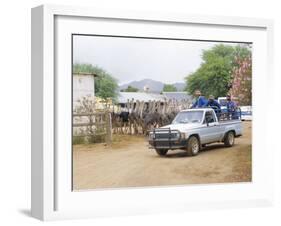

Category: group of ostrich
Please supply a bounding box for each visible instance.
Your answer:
[111,99,191,135]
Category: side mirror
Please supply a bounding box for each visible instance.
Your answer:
[205,117,209,126]
[205,117,212,126]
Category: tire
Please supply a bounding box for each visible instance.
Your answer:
[224,131,235,147]
[186,136,200,156]
[155,149,168,156]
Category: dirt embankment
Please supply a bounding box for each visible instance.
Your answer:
[73,121,252,190]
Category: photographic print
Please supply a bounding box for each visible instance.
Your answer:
[72,35,252,191]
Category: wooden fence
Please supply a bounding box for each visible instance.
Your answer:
[73,112,112,144]
[72,97,192,140]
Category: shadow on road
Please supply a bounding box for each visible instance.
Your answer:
[163,143,228,158]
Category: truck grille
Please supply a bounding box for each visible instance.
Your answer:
[155,133,178,139]
[150,128,180,141]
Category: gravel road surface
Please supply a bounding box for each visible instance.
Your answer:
[73,121,252,190]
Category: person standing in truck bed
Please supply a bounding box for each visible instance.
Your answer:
[226,94,238,119]
[205,95,221,118]
[191,89,208,108]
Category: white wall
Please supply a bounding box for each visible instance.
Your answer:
[73,74,95,101]
[0,0,280,225]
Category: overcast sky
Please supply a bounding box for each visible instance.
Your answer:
[73,35,238,85]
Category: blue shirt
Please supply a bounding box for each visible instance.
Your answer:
[191,96,208,108]
[226,101,236,112]
[205,99,221,110]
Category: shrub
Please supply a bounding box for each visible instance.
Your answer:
[72,136,85,145]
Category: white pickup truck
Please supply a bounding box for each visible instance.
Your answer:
[148,108,242,156]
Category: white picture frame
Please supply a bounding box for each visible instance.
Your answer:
[31,4,274,221]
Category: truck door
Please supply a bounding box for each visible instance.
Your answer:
[201,111,221,143]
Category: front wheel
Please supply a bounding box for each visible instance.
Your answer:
[224,131,235,147]
[186,136,200,156]
[155,149,168,156]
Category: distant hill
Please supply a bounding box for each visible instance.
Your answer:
[172,82,186,91]
[119,79,186,93]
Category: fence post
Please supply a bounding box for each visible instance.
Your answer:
[105,112,112,145]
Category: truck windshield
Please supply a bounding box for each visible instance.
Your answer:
[172,111,203,124]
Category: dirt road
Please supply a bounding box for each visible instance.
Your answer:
[73,122,252,190]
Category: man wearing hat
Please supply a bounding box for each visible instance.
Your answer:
[205,95,221,117]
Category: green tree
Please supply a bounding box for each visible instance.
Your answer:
[185,44,251,98]
[162,84,177,92]
[73,63,118,100]
[120,85,139,92]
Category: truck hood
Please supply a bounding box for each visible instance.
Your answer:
[161,123,201,132]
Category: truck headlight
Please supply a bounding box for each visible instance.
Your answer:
[149,133,155,140]
[174,132,180,139]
